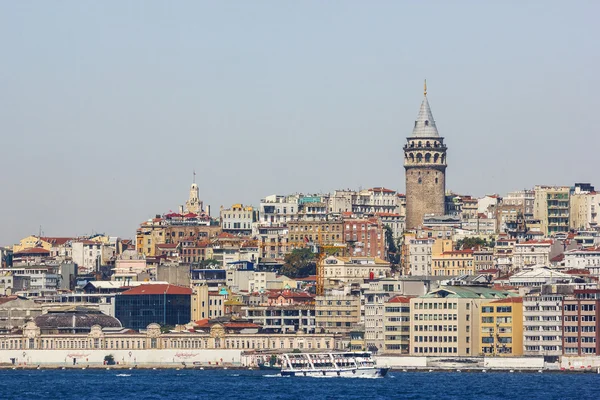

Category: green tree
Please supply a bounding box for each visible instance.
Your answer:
[198,258,219,268]
[279,248,316,278]
[384,225,400,265]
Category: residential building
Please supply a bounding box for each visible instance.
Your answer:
[245,304,316,334]
[323,256,390,288]
[259,194,299,226]
[408,238,434,276]
[480,297,523,356]
[513,240,552,270]
[503,190,535,218]
[462,215,497,235]
[383,295,411,354]
[220,204,258,236]
[287,219,343,246]
[431,250,475,277]
[563,248,600,274]
[191,285,226,321]
[343,217,386,258]
[523,287,570,357]
[534,185,570,235]
[570,186,599,230]
[315,295,360,333]
[256,226,289,262]
[562,289,600,356]
[410,286,516,357]
[473,249,494,271]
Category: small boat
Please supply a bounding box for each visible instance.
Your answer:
[280,352,388,378]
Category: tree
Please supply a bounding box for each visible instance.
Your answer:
[456,237,494,250]
[279,248,316,278]
[384,225,400,265]
[198,258,219,268]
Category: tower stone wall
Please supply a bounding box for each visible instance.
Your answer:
[404,89,447,230]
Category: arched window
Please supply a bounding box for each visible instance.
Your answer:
[418,141,422,148]
[426,141,430,147]
[434,154,439,163]
[416,153,423,163]
[418,177,422,184]
[425,120,429,126]
[425,153,431,163]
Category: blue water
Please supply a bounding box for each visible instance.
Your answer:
[0,369,596,400]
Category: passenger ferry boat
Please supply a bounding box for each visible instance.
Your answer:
[280,352,388,378]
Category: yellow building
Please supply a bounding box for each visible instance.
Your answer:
[191,285,227,321]
[480,297,523,356]
[432,250,475,276]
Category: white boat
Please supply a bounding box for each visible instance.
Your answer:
[280,352,388,378]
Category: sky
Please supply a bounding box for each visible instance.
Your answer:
[1,1,598,246]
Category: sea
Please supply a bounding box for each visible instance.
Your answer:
[0,369,595,400]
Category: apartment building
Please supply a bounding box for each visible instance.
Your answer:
[383,295,411,354]
[431,250,475,277]
[410,286,516,357]
[315,295,360,333]
[562,289,600,356]
[534,185,570,235]
[513,240,553,270]
[480,297,523,356]
[523,289,568,357]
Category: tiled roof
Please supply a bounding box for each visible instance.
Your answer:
[121,284,192,296]
[387,295,410,304]
[40,237,74,246]
[489,297,523,304]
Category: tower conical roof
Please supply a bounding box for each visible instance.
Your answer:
[411,94,439,138]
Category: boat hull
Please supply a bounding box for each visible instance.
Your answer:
[281,367,389,378]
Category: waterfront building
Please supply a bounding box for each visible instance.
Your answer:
[562,289,600,356]
[404,84,448,230]
[0,321,341,356]
[480,297,523,356]
[115,284,192,330]
[383,295,411,354]
[523,287,569,357]
[315,295,360,334]
[409,286,516,357]
[534,185,570,236]
[34,306,122,334]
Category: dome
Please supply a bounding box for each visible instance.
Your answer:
[35,306,121,332]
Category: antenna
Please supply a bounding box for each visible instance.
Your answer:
[424,79,427,96]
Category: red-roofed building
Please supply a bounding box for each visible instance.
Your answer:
[115,284,192,330]
[342,217,386,258]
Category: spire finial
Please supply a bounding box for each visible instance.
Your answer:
[424,79,427,96]
[193,169,196,184]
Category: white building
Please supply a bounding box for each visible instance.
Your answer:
[563,248,600,275]
[513,240,552,270]
[523,292,565,357]
[504,267,574,287]
[220,204,258,236]
[259,195,299,226]
[408,238,434,276]
[72,240,104,275]
[323,256,390,288]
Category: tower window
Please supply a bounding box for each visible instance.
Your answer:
[435,178,439,184]
[425,120,429,126]
[418,178,422,184]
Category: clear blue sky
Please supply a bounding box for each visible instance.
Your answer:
[1,1,598,245]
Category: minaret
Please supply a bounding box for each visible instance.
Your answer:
[404,81,447,229]
[186,170,203,214]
